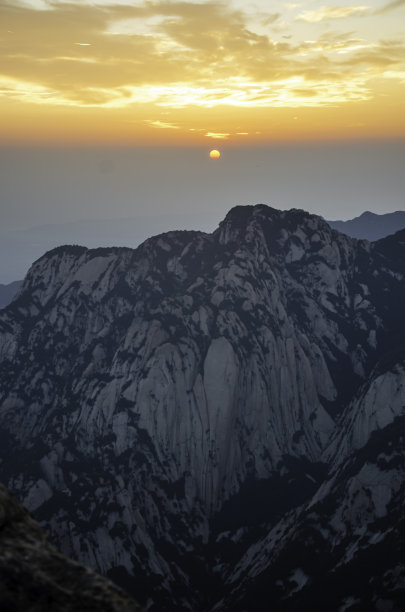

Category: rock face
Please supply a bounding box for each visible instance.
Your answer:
[0,483,142,611]
[0,204,404,610]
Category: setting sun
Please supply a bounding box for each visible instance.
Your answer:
[209,149,221,159]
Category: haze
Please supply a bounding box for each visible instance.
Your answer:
[1,0,404,280]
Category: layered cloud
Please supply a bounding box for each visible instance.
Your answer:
[1,0,404,139]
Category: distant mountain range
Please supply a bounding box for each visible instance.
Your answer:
[0,280,22,309]
[327,210,405,241]
[1,204,404,610]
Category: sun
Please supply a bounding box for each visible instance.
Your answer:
[209,149,221,159]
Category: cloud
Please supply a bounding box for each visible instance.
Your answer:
[283,3,302,10]
[260,13,281,26]
[297,5,370,22]
[145,120,179,129]
[298,32,372,55]
[383,70,405,81]
[0,0,404,115]
[0,0,291,107]
[339,38,405,69]
[205,132,230,139]
[375,0,405,14]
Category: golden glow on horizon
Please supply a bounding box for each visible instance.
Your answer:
[1,0,404,144]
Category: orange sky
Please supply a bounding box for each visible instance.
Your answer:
[1,0,405,145]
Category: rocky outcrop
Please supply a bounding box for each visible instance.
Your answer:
[0,483,142,611]
[0,204,404,609]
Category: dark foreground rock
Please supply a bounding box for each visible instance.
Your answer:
[0,483,142,612]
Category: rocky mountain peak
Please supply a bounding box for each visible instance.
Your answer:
[216,204,352,267]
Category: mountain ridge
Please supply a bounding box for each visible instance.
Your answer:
[327,209,405,241]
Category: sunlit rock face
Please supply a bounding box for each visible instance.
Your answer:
[0,204,404,610]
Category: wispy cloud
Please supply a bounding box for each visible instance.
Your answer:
[383,70,405,81]
[297,5,370,22]
[298,32,373,55]
[374,0,405,14]
[145,120,179,129]
[205,132,230,139]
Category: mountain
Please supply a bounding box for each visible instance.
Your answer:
[0,280,23,309]
[0,204,404,610]
[2,209,404,286]
[0,482,142,611]
[0,213,219,284]
[327,210,405,241]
